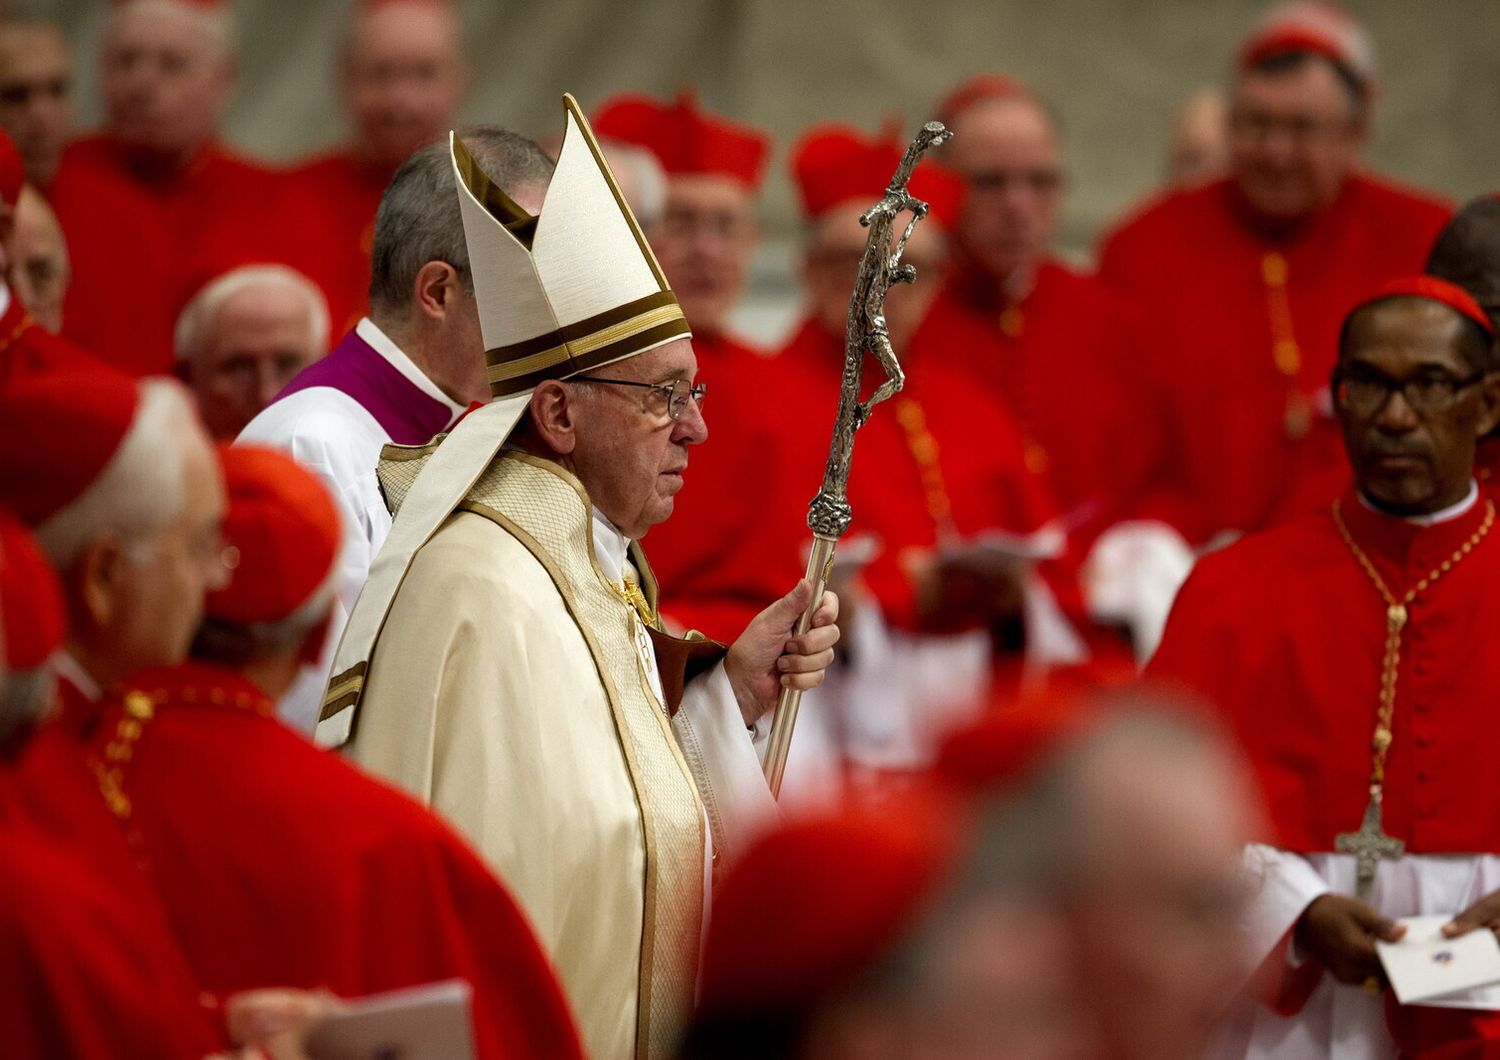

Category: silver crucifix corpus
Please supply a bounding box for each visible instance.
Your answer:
[761,120,953,798]
[1335,796,1405,898]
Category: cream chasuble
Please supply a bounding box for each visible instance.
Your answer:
[343,449,775,1059]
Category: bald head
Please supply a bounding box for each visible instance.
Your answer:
[0,18,71,186]
[940,91,1062,288]
[1426,196,1500,335]
[341,0,467,172]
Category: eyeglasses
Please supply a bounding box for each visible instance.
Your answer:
[570,376,708,421]
[1331,368,1489,418]
[962,167,1062,196]
[1229,110,1353,146]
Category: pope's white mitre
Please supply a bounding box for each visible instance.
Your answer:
[317,95,689,747]
[455,93,690,398]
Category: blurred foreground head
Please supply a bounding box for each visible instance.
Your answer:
[684,688,1259,1060]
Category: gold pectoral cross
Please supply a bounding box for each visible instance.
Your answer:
[1335,796,1405,898]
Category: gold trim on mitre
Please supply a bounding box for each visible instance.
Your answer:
[452,94,691,400]
[317,94,693,750]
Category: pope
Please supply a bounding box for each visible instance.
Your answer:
[320,98,839,1059]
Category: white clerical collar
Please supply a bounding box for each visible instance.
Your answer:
[52,651,101,702]
[1358,480,1480,527]
[355,317,466,420]
[591,507,632,584]
[0,281,13,322]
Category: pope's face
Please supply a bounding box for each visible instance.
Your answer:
[943,97,1062,286]
[1229,59,1363,222]
[1336,299,1500,515]
[567,338,707,541]
[653,175,757,336]
[341,0,465,172]
[187,282,323,439]
[102,4,232,160]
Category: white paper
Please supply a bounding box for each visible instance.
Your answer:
[1376,914,1500,1007]
[305,978,476,1060]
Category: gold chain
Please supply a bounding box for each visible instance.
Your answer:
[893,397,958,541]
[1331,497,1495,795]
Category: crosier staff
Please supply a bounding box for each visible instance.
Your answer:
[763,119,953,798]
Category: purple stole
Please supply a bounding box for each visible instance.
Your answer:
[276,326,455,445]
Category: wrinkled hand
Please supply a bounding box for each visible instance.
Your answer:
[212,988,341,1060]
[725,579,840,726]
[1294,894,1405,986]
[1444,889,1500,940]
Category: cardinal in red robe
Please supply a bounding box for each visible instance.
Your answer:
[0,129,112,385]
[1098,7,1450,544]
[933,73,1166,544]
[1148,277,1500,1057]
[48,0,332,377]
[284,0,468,335]
[84,445,582,1060]
[0,511,227,1060]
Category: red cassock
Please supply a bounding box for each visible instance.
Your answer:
[647,330,830,641]
[0,291,116,386]
[283,149,394,337]
[1478,437,1500,496]
[45,162,177,378]
[1148,490,1500,855]
[85,663,583,1060]
[49,137,337,376]
[775,310,1060,633]
[1098,175,1450,544]
[2,723,226,1059]
[939,260,1166,541]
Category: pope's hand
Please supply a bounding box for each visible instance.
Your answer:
[1294,894,1405,987]
[1444,889,1500,940]
[724,579,840,726]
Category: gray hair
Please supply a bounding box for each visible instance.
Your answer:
[367,125,555,320]
[174,263,329,364]
[35,379,199,569]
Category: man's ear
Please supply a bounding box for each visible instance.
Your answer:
[411,260,463,322]
[528,380,580,456]
[69,535,125,636]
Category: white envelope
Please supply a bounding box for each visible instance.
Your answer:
[304,978,475,1060]
[1375,914,1500,1007]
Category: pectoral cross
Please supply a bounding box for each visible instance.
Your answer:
[1335,796,1405,898]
